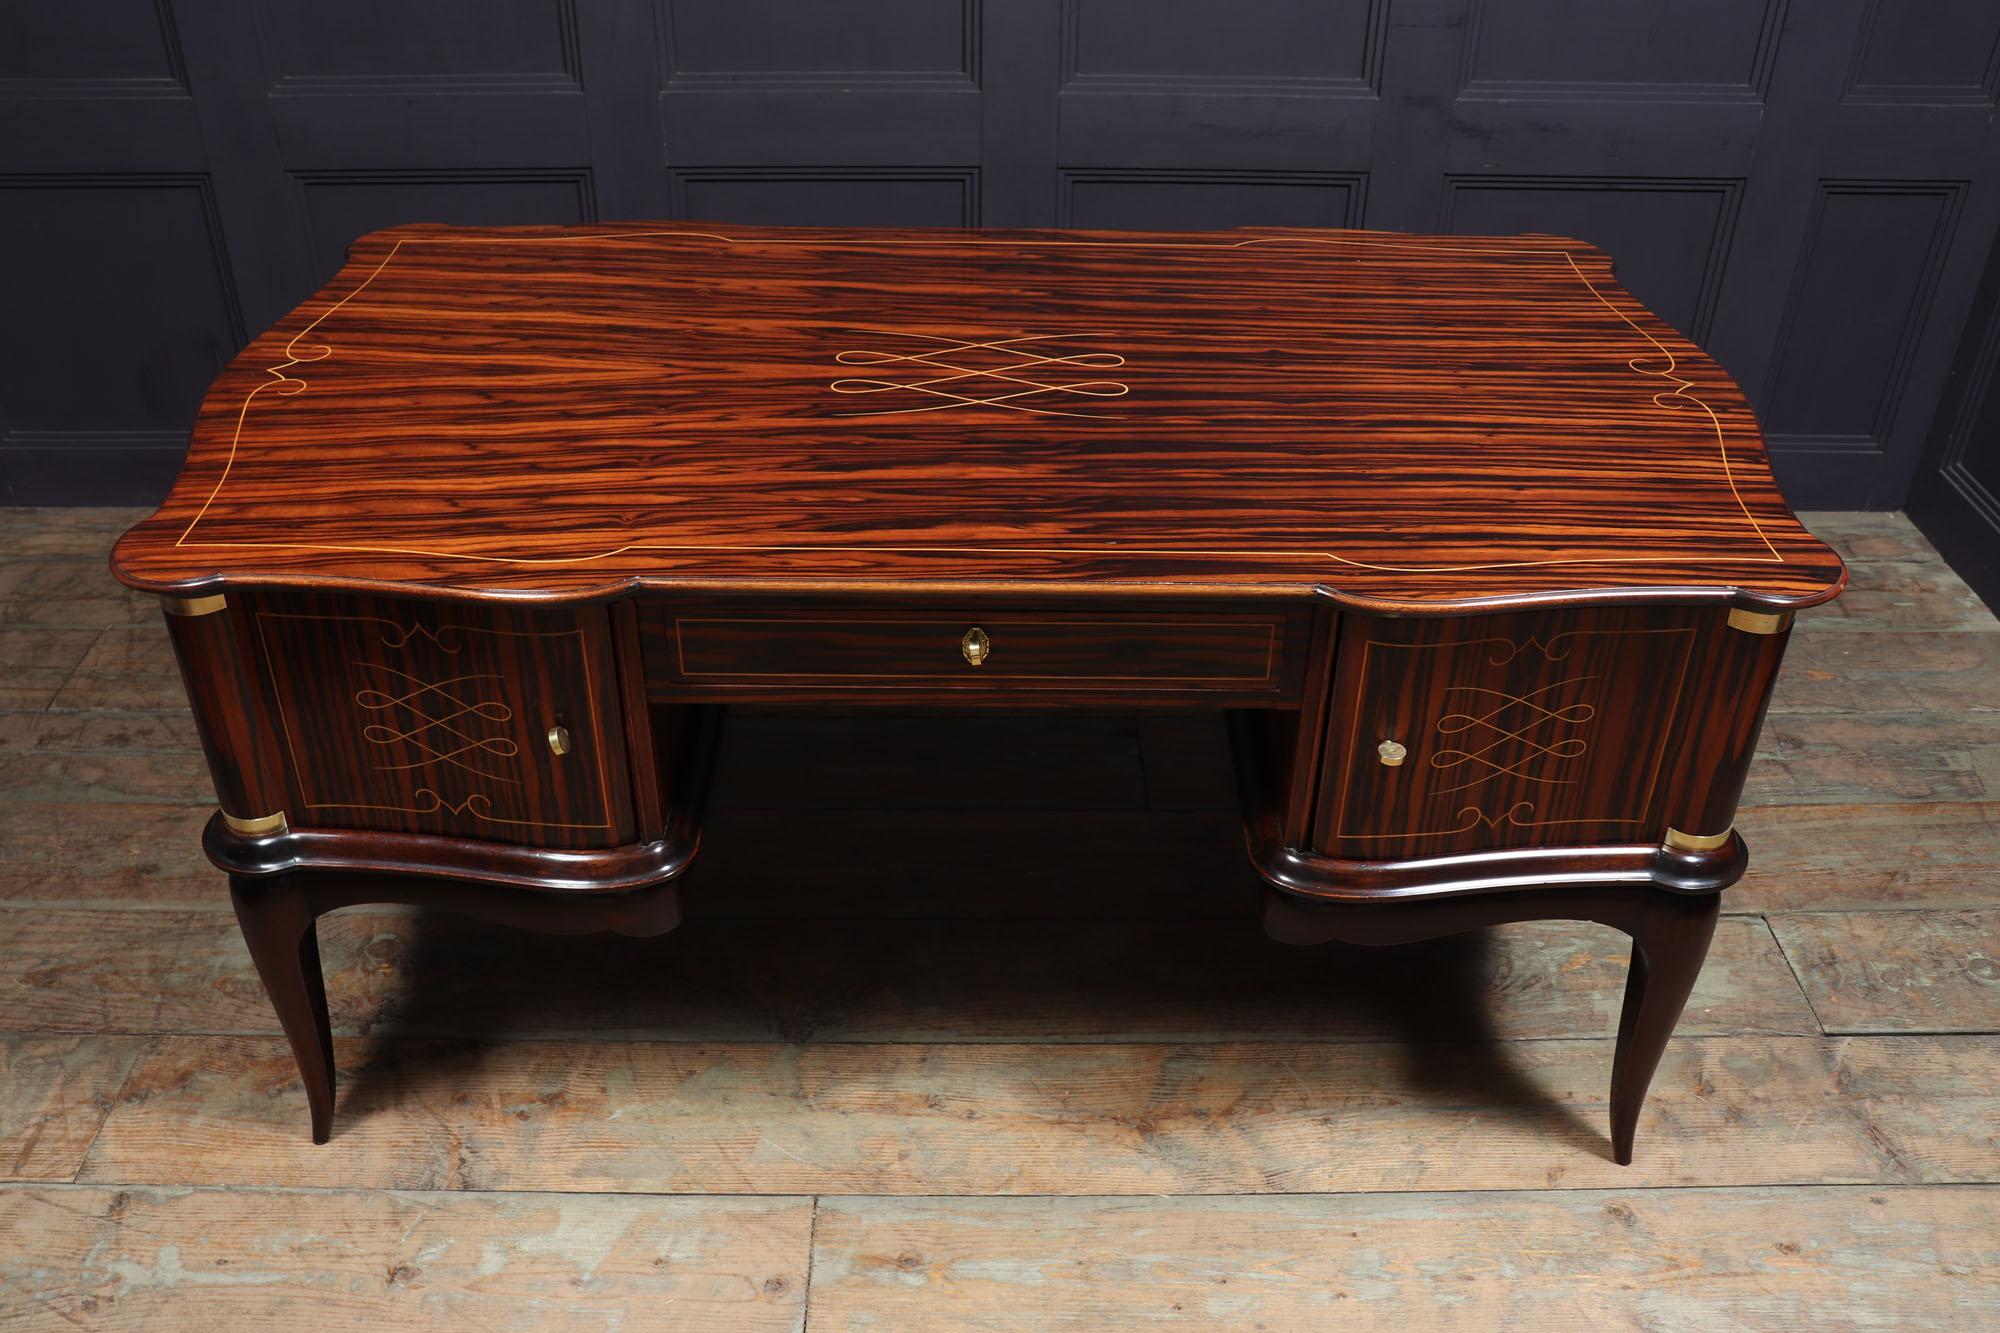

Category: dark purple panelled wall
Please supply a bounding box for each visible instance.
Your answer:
[5,0,2000,514]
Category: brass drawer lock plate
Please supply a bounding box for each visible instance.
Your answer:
[961,627,991,667]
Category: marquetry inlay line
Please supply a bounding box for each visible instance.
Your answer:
[306,794,616,831]
[1561,250,1779,561]
[1444,802,1610,836]
[1482,634,1584,665]
[353,663,522,781]
[831,331,1129,418]
[254,610,616,832]
[403,791,494,819]
[671,616,1279,682]
[377,622,470,651]
[1428,679,1597,795]
[1336,800,1631,842]
[173,228,1790,577]
[1332,626,1699,843]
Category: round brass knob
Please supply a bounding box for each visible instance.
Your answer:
[961,627,991,667]
[1377,739,1407,767]
[547,724,572,756]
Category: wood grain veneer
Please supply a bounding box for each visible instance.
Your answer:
[641,599,1308,704]
[104,222,1848,1160]
[243,591,633,849]
[1316,604,1717,857]
[109,222,1844,613]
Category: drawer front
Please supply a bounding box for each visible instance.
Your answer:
[1314,607,1703,858]
[646,605,1305,701]
[251,594,631,848]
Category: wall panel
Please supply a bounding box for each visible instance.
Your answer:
[5,0,2000,508]
[1845,0,2000,102]
[1461,0,1785,98]
[1443,176,1740,341]
[1761,183,1963,459]
[295,170,595,281]
[670,169,978,228]
[264,0,580,88]
[1062,170,1363,230]
[0,0,188,91]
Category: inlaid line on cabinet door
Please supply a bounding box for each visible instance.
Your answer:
[255,611,617,833]
[350,660,523,781]
[1331,625,1698,843]
[1426,677,1599,795]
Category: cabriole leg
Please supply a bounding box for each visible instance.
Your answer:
[1608,887,1721,1165]
[1262,882,1723,1164]
[229,871,337,1144]
[223,865,691,1143]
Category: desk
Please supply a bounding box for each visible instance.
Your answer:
[111,222,1845,1160]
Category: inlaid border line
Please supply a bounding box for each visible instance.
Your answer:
[175,228,1784,573]
[1331,625,1697,842]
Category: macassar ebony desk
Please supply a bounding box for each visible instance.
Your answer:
[110,222,1845,1162]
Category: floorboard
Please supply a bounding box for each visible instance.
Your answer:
[0,1036,141,1182]
[1769,909,2000,1033]
[0,1185,813,1331]
[1731,802,2000,912]
[71,1034,2000,1194]
[0,910,1817,1043]
[0,506,1992,1329]
[805,1188,2000,1332]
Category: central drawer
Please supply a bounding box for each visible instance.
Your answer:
[640,603,1309,703]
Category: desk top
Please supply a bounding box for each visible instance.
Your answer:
[112,222,1844,612]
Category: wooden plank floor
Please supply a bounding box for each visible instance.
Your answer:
[2,509,1996,1330]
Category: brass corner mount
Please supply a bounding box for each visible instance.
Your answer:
[1726,607,1793,636]
[1663,825,1732,854]
[222,809,290,837]
[164,592,229,618]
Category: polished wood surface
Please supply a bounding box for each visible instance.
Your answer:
[109,222,1845,611]
[641,598,1311,704]
[243,592,632,848]
[1309,603,1789,858]
[98,225,1850,1161]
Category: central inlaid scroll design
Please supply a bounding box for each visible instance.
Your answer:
[353,662,521,783]
[1429,678,1598,796]
[257,608,620,835]
[830,331,1129,418]
[1336,627,1675,844]
[175,229,1805,580]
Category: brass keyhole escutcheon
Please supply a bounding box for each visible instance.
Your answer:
[1377,739,1407,767]
[961,627,991,667]
[548,724,572,756]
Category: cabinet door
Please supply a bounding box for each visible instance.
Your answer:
[251,594,632,848]
[1313,607,1704,858]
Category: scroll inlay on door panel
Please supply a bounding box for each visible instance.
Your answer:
[251,595,631,848]
[1317,607,1703,857]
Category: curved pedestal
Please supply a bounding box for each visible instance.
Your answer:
[1260,879,1721,1165]
[1234,711,1739,1165]
[209,707,718,1145]
[228,865,688,1144]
